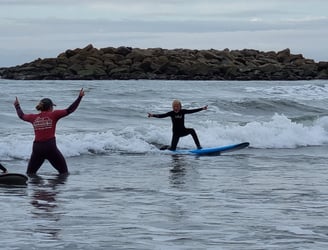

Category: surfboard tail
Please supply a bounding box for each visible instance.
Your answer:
[0,173,28,186]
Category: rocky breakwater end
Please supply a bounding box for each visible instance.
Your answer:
[1,44,328,80]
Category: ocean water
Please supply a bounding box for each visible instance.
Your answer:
[1,79,328,249]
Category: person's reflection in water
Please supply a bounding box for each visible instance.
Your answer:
[28,173,68,239]
[169,155,187,187]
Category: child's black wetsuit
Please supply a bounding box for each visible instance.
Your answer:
[152,108,203,150]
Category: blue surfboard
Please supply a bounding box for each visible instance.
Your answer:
[167,142,249,156]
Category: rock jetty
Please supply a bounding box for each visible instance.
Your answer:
[0,44,327,80]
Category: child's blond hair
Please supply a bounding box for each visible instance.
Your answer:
[172,99,181,108]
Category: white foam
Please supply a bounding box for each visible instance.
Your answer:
[2,113,328,159]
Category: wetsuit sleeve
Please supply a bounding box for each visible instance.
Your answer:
[15,103,38,123]
[14,103,25,120]
[184,108,203,114]
[152,111,171,118]
[66,95,83,114]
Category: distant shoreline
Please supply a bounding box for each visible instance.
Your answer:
[0,44,327,81]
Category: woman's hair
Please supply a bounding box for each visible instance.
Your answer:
[36,98,56,111]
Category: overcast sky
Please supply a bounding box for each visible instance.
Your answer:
[0,0,327,67]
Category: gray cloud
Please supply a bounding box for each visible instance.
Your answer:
[0,0,327,66]
[2,15,327,35]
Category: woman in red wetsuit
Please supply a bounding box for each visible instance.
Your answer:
[14,88,85,175]
[148,100,208,150]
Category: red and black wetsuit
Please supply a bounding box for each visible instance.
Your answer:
[15,96,83,174]
[152,108,203,150]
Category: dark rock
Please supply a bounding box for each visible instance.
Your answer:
[116,46,132,56]
[0,44,327,80]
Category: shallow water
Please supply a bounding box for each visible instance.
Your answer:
[1,80,328,249]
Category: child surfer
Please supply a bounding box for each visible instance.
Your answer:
[148,100,208,150]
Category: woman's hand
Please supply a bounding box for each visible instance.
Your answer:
[79,88,85,97]
[14,96,20,106]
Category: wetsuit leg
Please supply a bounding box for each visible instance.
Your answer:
[0,163,8,173]
[27,139,68,174]
[27,144,46,174]
[178,128,202,149]
[47,149,68,174]
[187,128,202,149]
[170,134,180,150]
[46,140,68,174]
